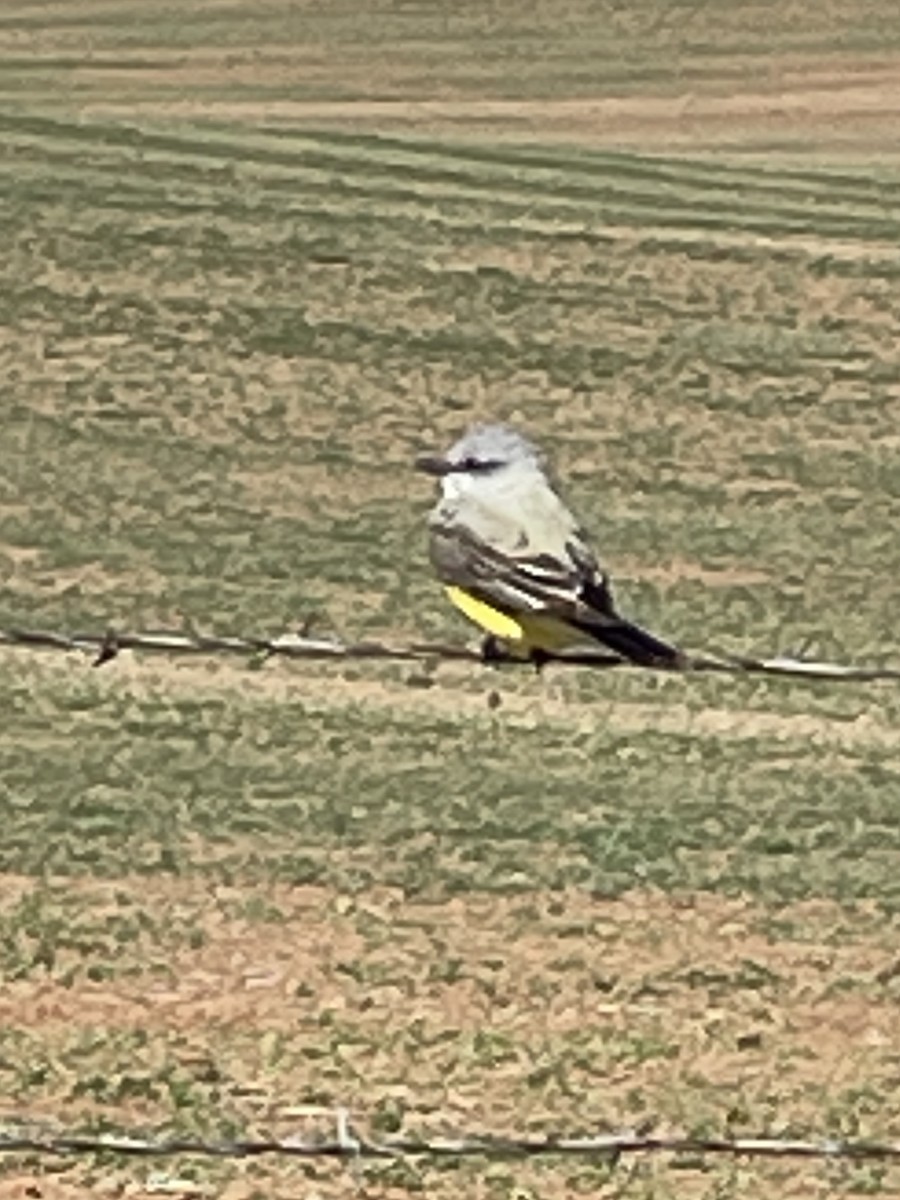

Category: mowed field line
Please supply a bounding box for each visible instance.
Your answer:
[5,115,900,244]
[4,648,897,756]
[9,109,900,202]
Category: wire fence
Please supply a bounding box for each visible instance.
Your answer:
[2,1115,900,1168]
[1,623,898,682]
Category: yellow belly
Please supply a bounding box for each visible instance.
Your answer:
[444,585,586,653]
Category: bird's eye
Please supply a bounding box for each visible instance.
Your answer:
[456,454,500,473]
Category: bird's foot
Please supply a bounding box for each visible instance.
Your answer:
[480,634,507,665]
[481,635,549,672]
[529,647,551,673]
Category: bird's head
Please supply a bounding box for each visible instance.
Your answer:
[416,423,544,493]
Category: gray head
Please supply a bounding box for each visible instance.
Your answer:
[416,423,544,481]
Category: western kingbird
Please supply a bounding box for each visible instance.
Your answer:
[416,423,683,667]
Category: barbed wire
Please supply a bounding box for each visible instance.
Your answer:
[0,623,898,682]
[1,1114,899,1167]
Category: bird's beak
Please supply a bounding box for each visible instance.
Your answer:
[415,454,454,476]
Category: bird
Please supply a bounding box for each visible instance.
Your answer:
[415,422,683,668]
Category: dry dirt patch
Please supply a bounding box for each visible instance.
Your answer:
[1,876,897,1120]
[4,647,898,758]
[0,877,898,1195]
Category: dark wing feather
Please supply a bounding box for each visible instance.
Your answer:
[428,519,590,618]
[429,519,682,667]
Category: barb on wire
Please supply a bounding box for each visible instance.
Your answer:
[0,623,897,682]
[1,1119,900,1166]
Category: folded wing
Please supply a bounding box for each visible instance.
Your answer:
[429,516,681,667]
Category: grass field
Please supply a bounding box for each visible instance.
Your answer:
[2,1,900,1196]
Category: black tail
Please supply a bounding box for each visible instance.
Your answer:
[576,615,683,668]
[576,576,682,667]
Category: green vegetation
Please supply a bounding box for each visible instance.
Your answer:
[3,656,900,907]
[2,0,900,1195]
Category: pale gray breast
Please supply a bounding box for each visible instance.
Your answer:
[428,473,600,583]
